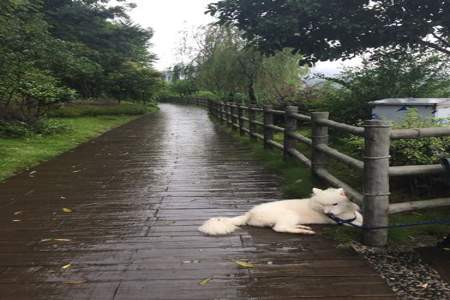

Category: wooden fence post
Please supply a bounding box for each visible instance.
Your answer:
[238,105,245,135]
[263,105,274,149]
[249,105,257,140]
[284,106,298,159]
[218,102,224,124]
[363,120,391,247]
[231,103,237,132]
[207,99,212,114]
[311,112,330,176]
[225,102,231,127]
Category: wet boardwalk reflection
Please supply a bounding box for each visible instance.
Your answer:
[0,104,395,299]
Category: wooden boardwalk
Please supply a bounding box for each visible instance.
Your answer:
[0,104,395,299]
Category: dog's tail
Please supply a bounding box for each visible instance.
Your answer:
[198,213,250,236]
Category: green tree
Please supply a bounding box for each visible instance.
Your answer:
[0,0,162,125]
[0,0,75,124]
[313,50,450,124]
[209,0,450,65]
[42,0,158,100]
[192,25,306,104]
[170,80,198,97]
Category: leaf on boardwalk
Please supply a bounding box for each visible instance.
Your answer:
[62,264,72,270]
[41,238,72,243]
[14,211,23,216]
[12,219,21,222]
[235,261,255,269]
[64,280,86,285]
[62,208,73,213]
[199,278,212,286]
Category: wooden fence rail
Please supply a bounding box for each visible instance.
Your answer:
[185,99,450,246]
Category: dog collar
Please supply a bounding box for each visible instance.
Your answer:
[326,213,357,225]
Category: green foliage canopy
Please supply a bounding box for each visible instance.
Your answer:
[308,50,450,124]
[189,25,307,104]
[208,0,450,65]
[0,0,162,125]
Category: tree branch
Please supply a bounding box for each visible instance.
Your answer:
[417,39,450,56]
[431,32,450,48]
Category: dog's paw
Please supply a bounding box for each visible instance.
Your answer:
[296,225,313,230]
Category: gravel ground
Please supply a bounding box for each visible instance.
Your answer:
[352,242,450,300]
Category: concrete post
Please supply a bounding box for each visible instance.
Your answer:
[284,106,299,159]
[225,102,231,126]
[263,105,274,149]
[311,112,330,175]
[231,104,237,131]
[238,105,245,136]
[363,119,391,247]
[219,102,224,123]
[249,106,257,141]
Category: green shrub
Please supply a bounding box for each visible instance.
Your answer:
[33,119,72,135]
[170,80,197,97]
[344,110,450,166]
[311,51,450,125]
[48,102,149,118]
[0,119,71,138]
[0,121,33,138]
[194,90,220,101]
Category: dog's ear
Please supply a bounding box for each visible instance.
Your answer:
[312,188,322,194]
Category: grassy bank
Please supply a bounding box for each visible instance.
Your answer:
[218,123,450,247]
[0,102,159,182]
[0,116,137,181]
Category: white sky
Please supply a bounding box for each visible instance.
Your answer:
[127,0,215,71]
[127,0,359,75]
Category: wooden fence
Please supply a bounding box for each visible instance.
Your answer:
[185,99,450,246]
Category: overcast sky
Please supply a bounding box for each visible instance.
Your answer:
[127,0,358,75]
[127,0,214,71]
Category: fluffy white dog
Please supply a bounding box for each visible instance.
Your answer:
[198,187,363,235]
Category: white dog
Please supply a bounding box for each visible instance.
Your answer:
[198,187,363,235]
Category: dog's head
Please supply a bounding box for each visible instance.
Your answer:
[310,187,361,216]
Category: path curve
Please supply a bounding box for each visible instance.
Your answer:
[0,104,395,299]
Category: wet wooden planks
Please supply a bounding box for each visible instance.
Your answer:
[0,104,395,299]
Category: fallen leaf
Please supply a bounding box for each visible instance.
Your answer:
[443,248,450,251]
[64,280,86,285]
[60,196,66,200]
[72,170,81,173]
[235,261,255,269]
[12,219,21,222]
[62,264,72,270]
[199,278,212,286]
[14,211,23,216]
[418,283,429,289]
[54,239,71,242]
[62,208,73,213]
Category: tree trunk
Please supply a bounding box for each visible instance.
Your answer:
[248,80,257,104]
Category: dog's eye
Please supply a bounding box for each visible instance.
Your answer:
[332,203,339,206]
